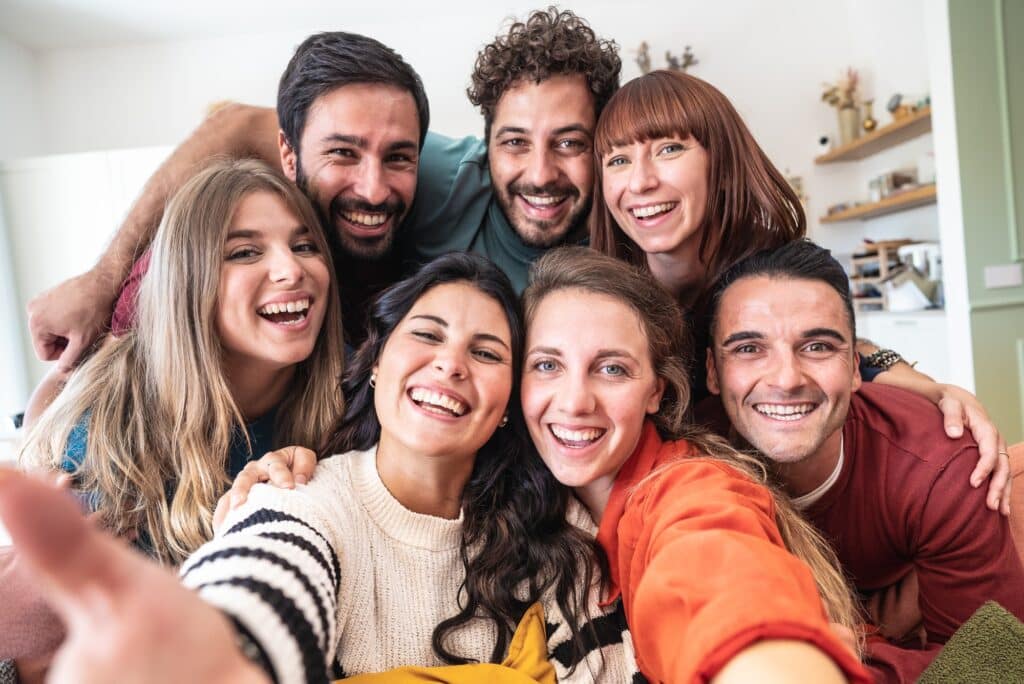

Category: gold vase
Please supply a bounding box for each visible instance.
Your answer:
[862,101,877,132]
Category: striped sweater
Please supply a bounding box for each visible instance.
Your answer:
[180,446,639,683]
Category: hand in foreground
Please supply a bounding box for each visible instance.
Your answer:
[0,469,268,684]
[935,383,1011,515]
[213,446,317,530]
[26,270,115,371]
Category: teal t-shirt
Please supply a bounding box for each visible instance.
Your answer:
[399,132,586,293]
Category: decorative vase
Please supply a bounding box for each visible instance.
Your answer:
[837,106,860,145]
[862,100,877,132]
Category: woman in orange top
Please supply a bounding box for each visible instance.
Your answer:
[519,247,870,683]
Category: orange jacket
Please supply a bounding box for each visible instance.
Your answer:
[596,422,870,683]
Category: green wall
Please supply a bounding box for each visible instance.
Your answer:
[949,0,1024,442]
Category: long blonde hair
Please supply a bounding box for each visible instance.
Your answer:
[21,159,345,564]
[523,247,862,651]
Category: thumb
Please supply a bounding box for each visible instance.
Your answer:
[0,469,130,608]
[56,334,89,373]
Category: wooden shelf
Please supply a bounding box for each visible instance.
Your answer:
[820,184,937,223]
[815,107,932,163]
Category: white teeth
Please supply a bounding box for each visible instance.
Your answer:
[754,403,816,421]
[258,298,310,315]
[550,425,604,443]
[341,211,388,226]
[630,202,676,218]
[521,194,565,206]
[409,388,468,417]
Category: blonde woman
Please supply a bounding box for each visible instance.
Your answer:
[19,159,344,563]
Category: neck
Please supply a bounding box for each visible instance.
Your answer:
[645,243,707,307]
[772,429,843,498]
[576,478,616,522]
[224,360,295,421]
[375,434,475,519]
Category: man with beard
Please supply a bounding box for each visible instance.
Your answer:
[26,8,619,373]
[704,240,1024,683]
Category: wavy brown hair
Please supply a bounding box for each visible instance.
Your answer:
[523,247,862,654]
[467,6,621,141]
[591,70,805,295]
[21,160,345,565]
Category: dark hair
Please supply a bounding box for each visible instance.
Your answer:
[524,247,694,438]
[321,252,602,669]
[468,7,621,141]
[707,239,856,341]
[591,70,805,293]
[277,32,430,151]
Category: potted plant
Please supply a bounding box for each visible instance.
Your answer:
[821,68,861,145]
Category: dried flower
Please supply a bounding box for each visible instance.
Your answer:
[821,67,860,109]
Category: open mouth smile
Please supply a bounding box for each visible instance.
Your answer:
[629,202,677,221]
[753,403,819,422]
[257,298,312,326]
[409,387,469,417]
[549,424,606,448]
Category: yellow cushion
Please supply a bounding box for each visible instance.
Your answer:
[340,602,555,684]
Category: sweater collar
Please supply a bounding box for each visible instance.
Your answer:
[348,445,464,551]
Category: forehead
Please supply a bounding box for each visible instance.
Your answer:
[715,276,852,339]
[406,282,511,340]
[229,190,300,229]
[491,73,596,132]
[300,82,420,146]
[528,288,648,352]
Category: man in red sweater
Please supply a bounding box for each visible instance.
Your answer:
[704,240,1024,683]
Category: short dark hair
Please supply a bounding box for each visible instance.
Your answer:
[707,240,856,341]
[467,7,621,140]
[277,32,430,151]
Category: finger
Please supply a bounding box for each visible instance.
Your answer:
[229,466,263,508]
[1001,471,1013,517]
[56,334,88,373]
[986,454,1010,512]
[968,420,1000,489]
[938,397,965,439]
[31,332,65,363]
[0,469,128,603]
[266,459,295,489]
[291,447,317,486]
[212,493,230,530]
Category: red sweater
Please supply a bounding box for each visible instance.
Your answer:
[807,383,1024,682]
[596,422,870,683]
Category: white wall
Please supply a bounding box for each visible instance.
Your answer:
[0,35,39,419]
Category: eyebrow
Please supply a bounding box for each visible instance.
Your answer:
[410,314,511,351]
[225,225,309,241]
[525,346,638,363]
[321,134,418,154]
[493,124,592,138]
[803,327,848,343]
[720,328,849,346]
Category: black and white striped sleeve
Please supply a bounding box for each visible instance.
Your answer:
[180,483,342,684]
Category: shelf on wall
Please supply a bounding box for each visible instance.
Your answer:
[815,106,932,163]
[820,184,937,223]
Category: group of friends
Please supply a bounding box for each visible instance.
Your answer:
[1,7,1021,684]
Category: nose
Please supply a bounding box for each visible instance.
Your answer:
[352,160,390,206]
[555,371,597,416]
[766,350,804,391]
[432,346,468,380]
[628,155,658,194]
[268,247,305,285]
[523,147,560,189]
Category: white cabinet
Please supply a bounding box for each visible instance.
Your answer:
[855,310,950,381]
[0,146,171,388]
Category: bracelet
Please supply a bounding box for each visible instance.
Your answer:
[863,348,906,371]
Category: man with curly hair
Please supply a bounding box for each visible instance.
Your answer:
[26,8,620,369]
[396,7,621,290]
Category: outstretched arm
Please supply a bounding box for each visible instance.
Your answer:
[0,468,268,684]
[26,104,281,371]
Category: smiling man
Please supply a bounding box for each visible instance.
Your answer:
[704,240,1024,682]
[396,7,620,292]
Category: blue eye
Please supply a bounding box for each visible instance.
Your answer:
[534,359,558,372]
[601,364,626,376]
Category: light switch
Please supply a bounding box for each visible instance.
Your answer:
[984,263,1024,289]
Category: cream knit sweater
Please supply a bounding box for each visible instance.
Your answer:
[180,446,638,684]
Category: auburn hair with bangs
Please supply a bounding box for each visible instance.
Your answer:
[590,70,805,296]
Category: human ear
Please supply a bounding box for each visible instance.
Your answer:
[645,377,666,415]
[706,348,721,395]
[279,130,298,182]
